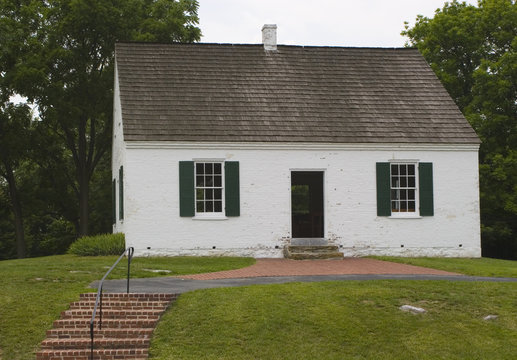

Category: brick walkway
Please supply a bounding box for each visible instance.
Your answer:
[179,258,459,280]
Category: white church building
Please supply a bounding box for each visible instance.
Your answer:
[112,26,481,258]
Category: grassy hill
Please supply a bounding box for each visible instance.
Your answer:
[1,255,515,359]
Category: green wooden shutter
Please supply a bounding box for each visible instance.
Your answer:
[419,162,434,216]
[179,161,195,217]
[225,161,240,216]
[112,179,116,224]
[376,162,391,216]
[119,166,124,220]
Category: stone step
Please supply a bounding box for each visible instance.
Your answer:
[46,328,153,339]
[284,245,344,260]
[287,245,340,253]
[41,337,149,350]
[36,348,148,360]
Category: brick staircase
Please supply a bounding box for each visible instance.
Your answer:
[36,293,178,360]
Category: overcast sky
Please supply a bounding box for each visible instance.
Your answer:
[198,0,479,47]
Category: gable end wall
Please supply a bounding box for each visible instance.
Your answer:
[112,63,126,233]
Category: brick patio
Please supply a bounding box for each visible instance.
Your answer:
[179,258,459,280]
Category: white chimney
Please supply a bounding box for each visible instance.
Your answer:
[262,24,277,51]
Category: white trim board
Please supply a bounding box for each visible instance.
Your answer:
[126,142,480,152]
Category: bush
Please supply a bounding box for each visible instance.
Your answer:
[36,218,76,256]
[68,233,125,256]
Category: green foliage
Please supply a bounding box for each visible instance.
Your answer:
[0,254,253,359]
[68,233,126,256]
[150,281,517,359]
[0,102,34,258]
[32,217,77,256]
[0,0,201,258]
[403,0,517,259]
[0,186,16,260]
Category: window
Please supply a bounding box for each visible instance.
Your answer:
[195,162,223,213]
[390,163,416,213]
[179,161,240,217]
[112,179,116,224]
[376,162,434,217]
[119,166,124,220]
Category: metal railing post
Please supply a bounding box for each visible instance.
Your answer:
[127,247,134,294]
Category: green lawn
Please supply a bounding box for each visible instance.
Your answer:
[150,281,517,359]
[372,256,517,277]
[0,255,254,360]
[2,255,516,359]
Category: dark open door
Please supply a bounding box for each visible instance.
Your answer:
[291,171,324,238]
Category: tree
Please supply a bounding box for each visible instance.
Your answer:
[403,0,517,258]
[0,103,32,258]
[3,0,201,238]
[0,0,39,258]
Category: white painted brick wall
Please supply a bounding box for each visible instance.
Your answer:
[114,143,481,258]
[112,66,126,234]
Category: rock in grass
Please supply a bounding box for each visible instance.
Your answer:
[143,268,171,273]
[483,315,498,321]
[399,305,426,314]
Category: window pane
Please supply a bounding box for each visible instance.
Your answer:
[400,165,407,175]
[400,201,407,211]
[196,189,204,201]
[391,164,399,175]
[292,185,310,215]
[214,175,222,187]
[392,201,399,212]
[408,189,415,200]
[214,163,221,174]
[408,165,415,175]
[391,190,398,201]
[391,177,399,188]
[196,201,204,212]
[214,201,222,212]
[196,176,204,187]
[408,201,416,211]
[400,177,407,187]
[205,175,213,186]
[400,189,407,200]
[214,189,222,200]
[196,163,204,175]
[206,189,213,200]
[206,201,213,212]
[408,176,415,188]
[205,163,213,175]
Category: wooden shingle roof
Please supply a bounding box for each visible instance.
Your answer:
[115,42,480,144]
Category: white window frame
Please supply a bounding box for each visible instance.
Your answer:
[389,160,420,218]
[194,160,226,219]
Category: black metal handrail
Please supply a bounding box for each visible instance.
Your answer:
[90,247,134,360]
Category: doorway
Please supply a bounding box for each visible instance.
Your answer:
[291,171,324,238]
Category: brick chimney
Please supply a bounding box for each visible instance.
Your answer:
[262,24,277,51]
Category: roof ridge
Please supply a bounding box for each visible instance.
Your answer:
[115,41,414,51]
